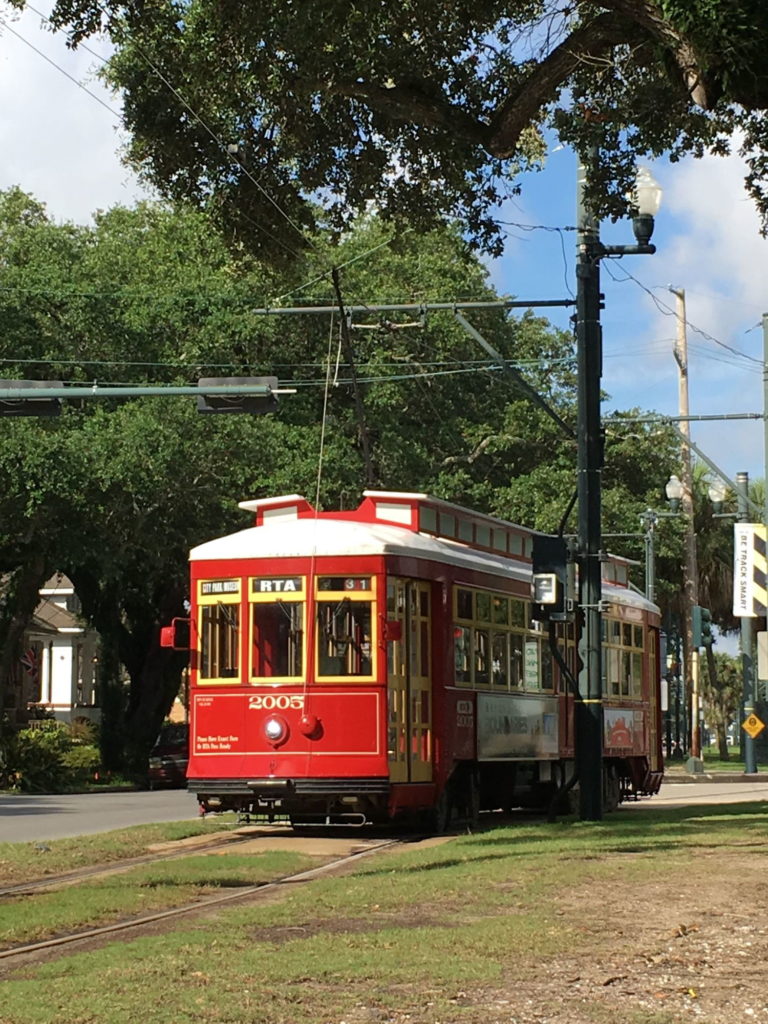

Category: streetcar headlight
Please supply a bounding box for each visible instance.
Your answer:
[264,715,289,746]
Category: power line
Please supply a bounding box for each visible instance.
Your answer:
[18,4,309,263]
[497,221,575,300]
[602,262,763,368]
[0,14,121,120]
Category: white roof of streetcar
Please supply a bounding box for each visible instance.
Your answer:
[190,492,656,615]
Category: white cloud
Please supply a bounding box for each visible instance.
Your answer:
[654,149,768,339]
[630,151,768,480]
[0,4,149,223]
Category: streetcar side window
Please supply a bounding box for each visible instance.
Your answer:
[316,576,375,679]
[601,615,644,700]
[491,632,509,687]
[454,626,472,685]
[452,586,554,691]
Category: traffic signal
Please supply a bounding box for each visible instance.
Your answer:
[197,376,279,415]
[0,379,62,417]
[692,605,714,647]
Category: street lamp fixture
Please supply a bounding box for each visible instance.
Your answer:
[707,478,729,515]
[632,167,663,246]
[665,474,684,512]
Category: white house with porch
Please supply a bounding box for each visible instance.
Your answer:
[24,574,101,725]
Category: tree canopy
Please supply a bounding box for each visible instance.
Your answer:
[0,188,685,769]
[22,0,768,257]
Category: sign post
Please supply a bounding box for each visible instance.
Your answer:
[733,510,765,773]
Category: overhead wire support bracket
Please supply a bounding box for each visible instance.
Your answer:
[613,413,764,519]
[453,310,576,440]
[0,383,296,400]
[249,298,574,317]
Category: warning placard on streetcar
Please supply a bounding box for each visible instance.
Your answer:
[742,713,765,739]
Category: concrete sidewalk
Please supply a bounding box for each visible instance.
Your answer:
[663,767,768,784]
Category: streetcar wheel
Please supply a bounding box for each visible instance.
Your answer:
[604,765,621,813]
[423,788,452,834]
[464,771,481,828]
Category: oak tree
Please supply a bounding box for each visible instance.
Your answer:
[27,0,768,256]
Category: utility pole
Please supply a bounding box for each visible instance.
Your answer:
[763,313,768,649]
[670,287,700,758]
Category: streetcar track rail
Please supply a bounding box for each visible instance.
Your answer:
[0,837,403,964]
[0,829,267,898]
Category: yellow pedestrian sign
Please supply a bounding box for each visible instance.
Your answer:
[742,714,765,739]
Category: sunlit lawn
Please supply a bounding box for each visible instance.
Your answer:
[2,801,767,1024]
[0,816,242,887]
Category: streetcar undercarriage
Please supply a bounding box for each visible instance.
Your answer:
[192,754,658,828]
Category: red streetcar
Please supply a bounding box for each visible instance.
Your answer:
[163,491,663,827]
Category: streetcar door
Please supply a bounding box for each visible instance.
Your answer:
[648,627,661,772]
[387,578,432,783]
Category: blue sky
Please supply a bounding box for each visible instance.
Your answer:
[2,3,767,504]
[492,146,768,498]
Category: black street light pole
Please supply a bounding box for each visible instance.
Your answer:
[575,152,605,820]
[575,155,661,821]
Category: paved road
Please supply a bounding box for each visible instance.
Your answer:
[0,789,201,843]
[2,779,767,844]
[637,778,768,810]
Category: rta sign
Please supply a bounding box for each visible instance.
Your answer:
[252,577,302,593]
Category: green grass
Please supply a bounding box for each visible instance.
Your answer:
[2,801,767,1023]
[665,746,753,772]
[0,816,242,887]
[701,746,753,771]
[0,850,315,948]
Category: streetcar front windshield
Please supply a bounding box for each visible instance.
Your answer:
[316,576,373,677]
[200,603,240,679]
[252,600,304,679]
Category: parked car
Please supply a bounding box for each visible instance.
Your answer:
[148,723,189,789]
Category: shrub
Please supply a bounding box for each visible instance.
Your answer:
[61,744,101,783]
[4,722,72,792]
[0,722,103,792]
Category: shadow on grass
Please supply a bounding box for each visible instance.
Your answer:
[355,802,768,875]
[139,876,264,889]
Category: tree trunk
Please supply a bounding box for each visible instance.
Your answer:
[122,629,187,778]
[67,571,186,776]
[0,552,50,732]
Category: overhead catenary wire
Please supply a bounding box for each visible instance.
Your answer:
[15,4,440,309]
[12,5,308,264]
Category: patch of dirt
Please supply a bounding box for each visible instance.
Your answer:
[333,849,768,1024]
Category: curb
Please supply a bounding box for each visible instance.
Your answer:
[663,772,768,784]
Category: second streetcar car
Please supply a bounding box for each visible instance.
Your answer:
[165,491,663,827]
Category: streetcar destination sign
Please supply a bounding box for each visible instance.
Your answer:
[252,577,302,593]
[201,580,239,595]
